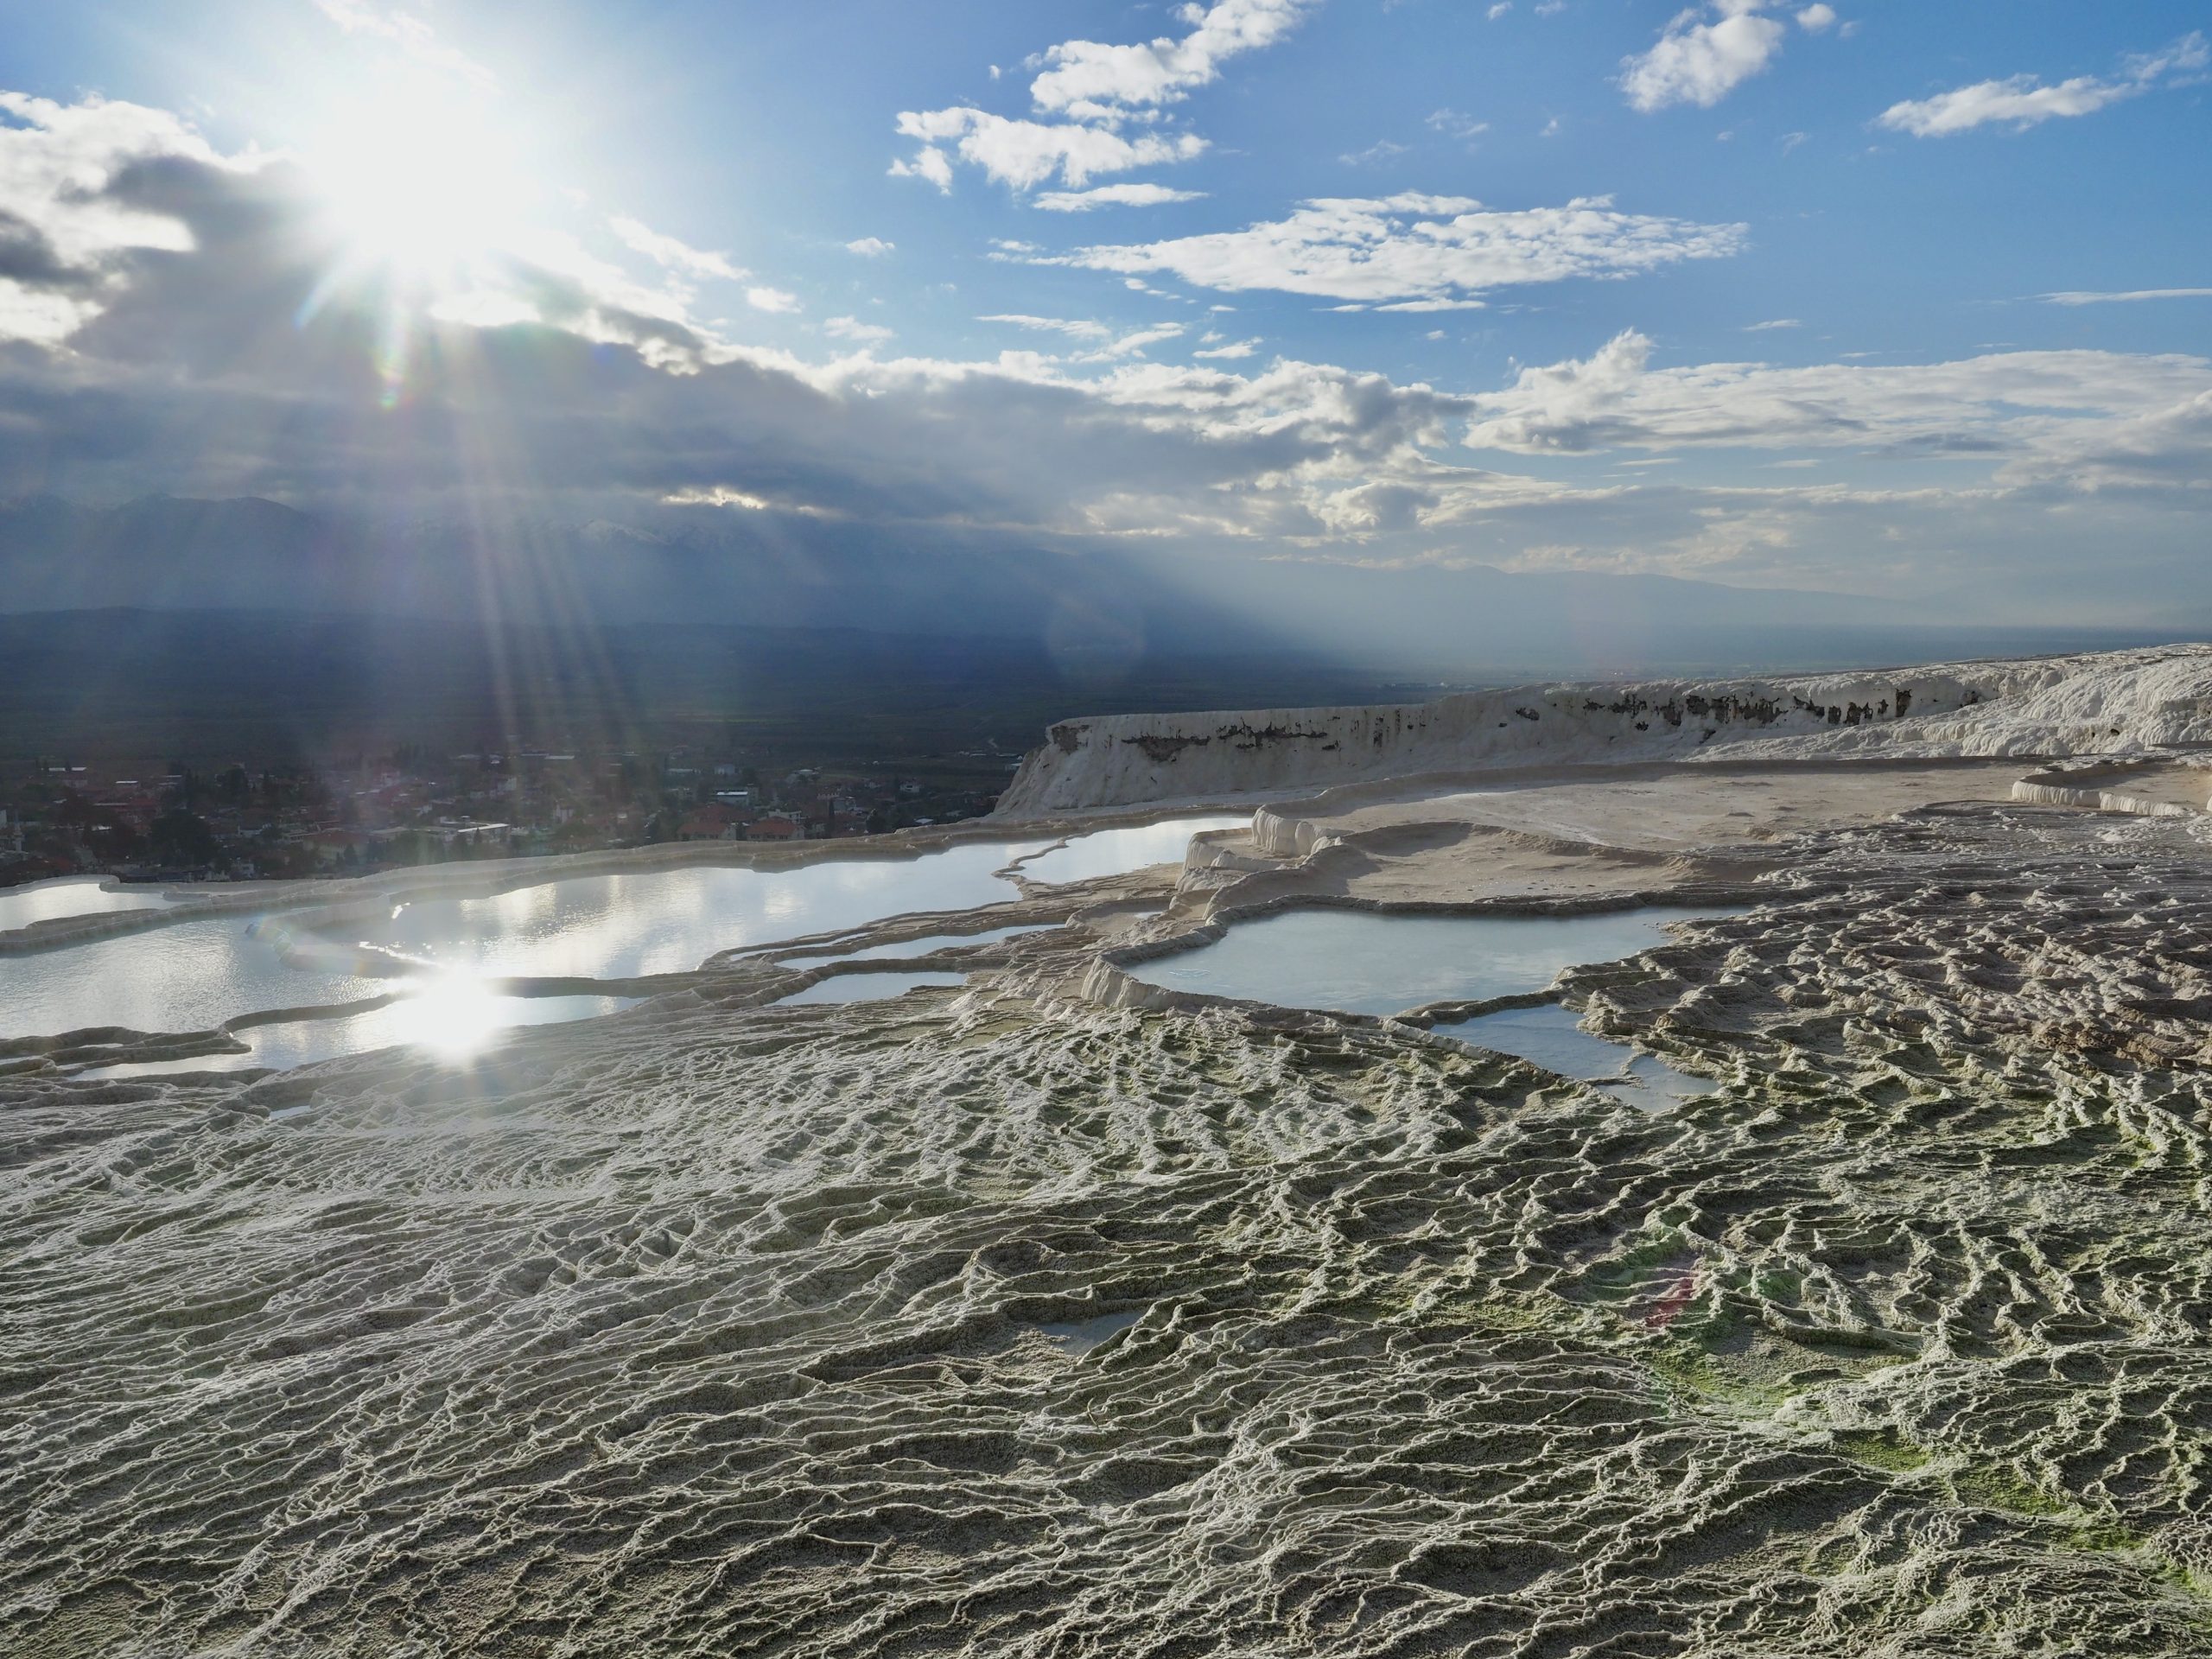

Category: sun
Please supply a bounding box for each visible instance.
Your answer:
[307,84,529,284]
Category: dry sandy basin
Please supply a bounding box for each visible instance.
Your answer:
[10,663,2212,1656]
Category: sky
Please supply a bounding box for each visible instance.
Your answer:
[1,0,2209,625]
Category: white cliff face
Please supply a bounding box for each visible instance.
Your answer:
[995,646,2212,817]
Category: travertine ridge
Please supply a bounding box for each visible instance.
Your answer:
[996,645,2212,817]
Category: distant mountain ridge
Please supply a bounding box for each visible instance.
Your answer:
[0,495,2193,680]
[0,493,1897,662]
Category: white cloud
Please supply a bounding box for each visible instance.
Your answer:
[313,0,495,89]
[2038,288,2212,306]
[0,90,736,372]
[1621,1,1788,112]
[610,216,744,282]
[1879,77,2126,137]
[893,107,1205,190]
[661,486,771,511]
[887,147,954,190]
[1038,193,1745,307]
[1339,139,1410,167]
[0,91,234,344]
[825,315,894,344]
[1425,109,1490,142]
[1027,0,1314,116]
[978,314,1116,341]
[3,88,2207,619]
[0,285,96,345]
[1745,318,1802,331]
[1033,182,1209,212]
[1465,329,2212,471]
[1795,4,1837,33]
[1078,322,1185,360]
[746,286,799,314]
[893,2,1310,194]
[1487,3,1512,17]
[1193,338,1263,359]
[1878,33,2208,137]
[844,237,895,257]
[2043,389,2212,493]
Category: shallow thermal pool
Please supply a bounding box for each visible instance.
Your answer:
[75,992,637,1080]
[778,922,1063,969]
[1126,905,1741,1018]
[1431,1001,1713,1111]
[1009,817,1243,885]
[0,877,185,931]
[1,816,1243,1044]
[772,971,969,1007]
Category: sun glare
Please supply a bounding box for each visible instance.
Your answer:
[308,86,528,283]
[390,969,505,1063]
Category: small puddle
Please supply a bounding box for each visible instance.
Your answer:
[1039,1310,1141,1354]
[1127,906,1740,1017]
[778,922,1062,969]
[1431,1002,1713,1111]
[772,971,969,1007]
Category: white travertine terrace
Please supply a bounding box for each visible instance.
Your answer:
[16,644,2212,1655]
[995,645,2212,818]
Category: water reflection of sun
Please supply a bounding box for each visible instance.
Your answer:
[388,969,505,1062]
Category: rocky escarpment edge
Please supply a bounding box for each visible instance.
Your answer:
[995,645,2212,817]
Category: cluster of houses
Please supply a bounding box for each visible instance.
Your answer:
[0,749,1004,887]
[669,769,881,843]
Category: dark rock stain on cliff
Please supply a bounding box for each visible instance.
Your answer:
[1126,723,1337,765]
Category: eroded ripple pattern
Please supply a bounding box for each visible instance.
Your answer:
[6,802,2212,1655]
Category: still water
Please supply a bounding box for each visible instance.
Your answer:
[1012,817,1243,885]
[3,816,1243,1041]
[772,971,969,1007]
[0,877,185,931]
[1127,906,1738,1016]
[780,923,1063,968]
[76,993,636,1080]
[1432,1001,1713,1111]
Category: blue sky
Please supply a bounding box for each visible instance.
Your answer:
[2,0,2209,622]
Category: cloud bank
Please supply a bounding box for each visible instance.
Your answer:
[1035,194,1747,308]
[0,89,2207,620]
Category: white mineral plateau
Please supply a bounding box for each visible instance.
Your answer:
[10,643,2212,1656]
